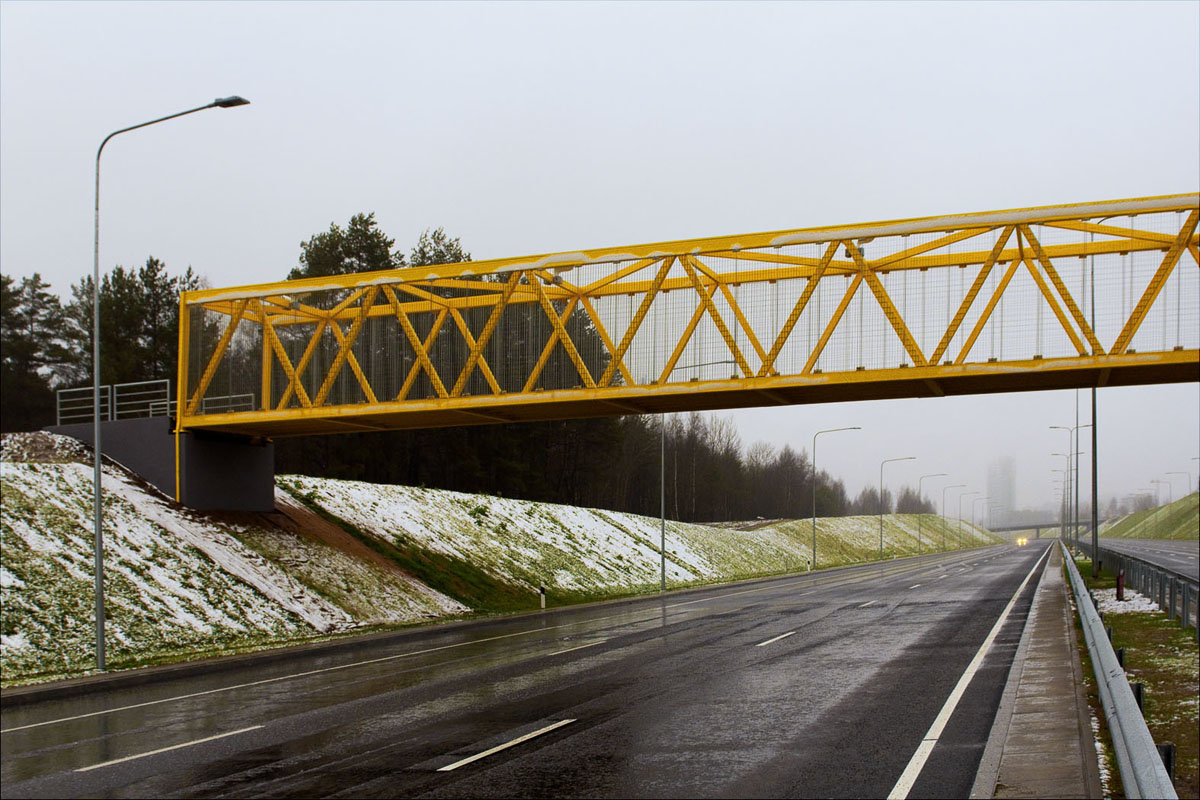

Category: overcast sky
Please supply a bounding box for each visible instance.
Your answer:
[2,1,1197,513]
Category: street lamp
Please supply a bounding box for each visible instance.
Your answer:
[1151,478,1171,536]
[880,456,916,561]
[1166,471,1189,500]
[811,426,860,571]
[91,95,250,672]
[916,473,947,555]
[942,483,966,551]
[958,491,979,548]
[1050,425,1072,544]
[971,496,989,537]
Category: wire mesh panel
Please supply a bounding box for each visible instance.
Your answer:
[178,195,1199,436]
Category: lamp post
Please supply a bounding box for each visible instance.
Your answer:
[1072,424,1092,552]
[91,95,250,672]
[958,491,979,548]
[660,413,666,593]
[879,456,916,560]
[1050,425,1071,543]
[1166,471,1189,501]
[916,473,947,555]
[1052,452,1071,542]
[941,483,966,551]
[1150,479,1171,537]
[811,426,860,571]
[971,496,988,539]
[1051,468,1067,542]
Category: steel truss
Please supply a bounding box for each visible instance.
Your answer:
[179,194,1199,437]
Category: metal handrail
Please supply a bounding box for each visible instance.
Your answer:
[113,379,171,419]
[1060,541,1177,799]
[56,385,113,425]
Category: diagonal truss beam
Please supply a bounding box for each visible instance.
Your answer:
[845,242,928,367]
[598,257,674,387]
[930,226,1014,365]
[1112,209,1200,354]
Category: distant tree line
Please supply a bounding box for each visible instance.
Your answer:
[1,213,938,522]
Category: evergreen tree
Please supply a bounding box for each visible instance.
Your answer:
[1,273,71,431]
[289,212,404,280]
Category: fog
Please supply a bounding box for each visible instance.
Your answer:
[2,1,1196,511]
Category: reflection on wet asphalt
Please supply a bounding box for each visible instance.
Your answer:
[1,544,1049,799]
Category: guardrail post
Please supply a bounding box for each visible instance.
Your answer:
[1131,681,1144,711]
[1157,743,1176,782]
[1167,580,1176,621]
[1060,541,1177,799]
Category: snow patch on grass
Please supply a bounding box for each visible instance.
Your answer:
[1093,587,1161,614]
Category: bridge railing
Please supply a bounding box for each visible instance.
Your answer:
[175,194,1199,436]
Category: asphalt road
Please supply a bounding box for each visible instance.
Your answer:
[1096,538,1199,581]
[2,543,1050,799]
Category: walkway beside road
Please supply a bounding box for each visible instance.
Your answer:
[973,545,1103,799]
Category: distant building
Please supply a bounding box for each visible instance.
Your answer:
[987,457,1016,526]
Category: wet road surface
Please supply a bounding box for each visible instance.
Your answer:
[2,543,1051,798]
[1096,538,1199,581]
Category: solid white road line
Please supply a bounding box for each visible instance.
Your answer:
[548,641,605,656]
[909,584,922,589]
[437,719,575,772]
[755,631,797,647]
[75,725,263,772]
[886,545,1051,800]
[858,600,877,608]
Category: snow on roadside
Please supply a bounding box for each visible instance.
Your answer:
[1092,587,1161,614]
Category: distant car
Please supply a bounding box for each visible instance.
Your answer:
[1015,537,1028,546]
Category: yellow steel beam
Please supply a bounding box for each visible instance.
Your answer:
[258,301,273,411]
[398,308,449,401]
[183,193,1196,304]
[579,296,634,386]
[313,287,379,406]
[450,272,521,397]
[658,281,720,385]
[186,298,248,415]
[180,348,1200,438]
[264,314,312,409]
[803,273,863,375]
[759,241,839,376]
[1019,252,1088,357]
[448,309,503,395]
[1112,209,1200,354]
[598,257,674,387]
[680,256,753,378]
[383,286,449,399]
[1019,224,1103,355]
[930,227,1014,365]
[846,242,928,367]
[277,320,326,409]
[177,195,1199,435]
[953,258,1022,366]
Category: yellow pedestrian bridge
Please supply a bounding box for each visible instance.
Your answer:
[177,194,1198,438]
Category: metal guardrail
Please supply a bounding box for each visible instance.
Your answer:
[1060,541,1177,799]
[1076,540,1199,642]
[55,384,113,424]
[58,382,255,424]
[113,379,171,419]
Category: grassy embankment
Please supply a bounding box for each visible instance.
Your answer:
[1070,556,1198,799]
[1101,492,1199,539]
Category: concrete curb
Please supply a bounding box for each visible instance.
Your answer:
[2,547,993,708]
[968,546,1048,799]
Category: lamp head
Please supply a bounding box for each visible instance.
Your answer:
[213,96,250,108]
